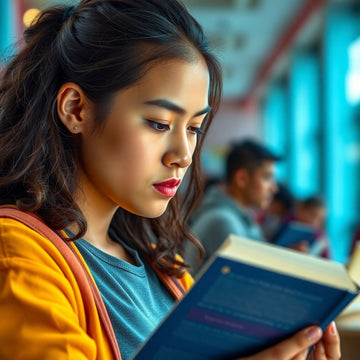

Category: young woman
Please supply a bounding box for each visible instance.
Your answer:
[0,1,340,359]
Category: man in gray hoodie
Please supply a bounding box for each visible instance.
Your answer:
[186,139,280,276]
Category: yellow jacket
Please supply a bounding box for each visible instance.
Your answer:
[0,216,193,359]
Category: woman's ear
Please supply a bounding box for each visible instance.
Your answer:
[56,82,91,134]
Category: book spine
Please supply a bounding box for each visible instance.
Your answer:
[320,291,356,330]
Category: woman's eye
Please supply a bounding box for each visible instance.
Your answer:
[146,120,170,132]
[188,126,205,135]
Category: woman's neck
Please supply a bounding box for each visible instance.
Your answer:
[70,169,137,263]
[70,177,134,263]
[69,205,135,264]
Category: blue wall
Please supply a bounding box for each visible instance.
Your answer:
[263,81,289,182]
[323,6,360,262]
[0,1,16,63]
[288,50,321,198]
[262,4,360,263]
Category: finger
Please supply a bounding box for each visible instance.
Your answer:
[292,348,309,360]
[323,322,341,360]
[248,326,322,360]
[311,341,326,360]
[306,350,314,360]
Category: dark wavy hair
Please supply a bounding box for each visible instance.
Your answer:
[0,0,222,276]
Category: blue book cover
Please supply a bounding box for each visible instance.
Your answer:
[272,220,318,248]
[132,235,358,360]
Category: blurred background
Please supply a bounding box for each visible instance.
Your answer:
[1,0,359,264]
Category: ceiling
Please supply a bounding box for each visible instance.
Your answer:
[25,0,358,102]
[183,0,306,101]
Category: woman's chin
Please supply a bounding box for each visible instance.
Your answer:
[127,203,169,219]
[144,208,168,219]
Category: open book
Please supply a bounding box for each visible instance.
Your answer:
[336,241,360,329]
[272,220,318,247]
[132,235,359,360]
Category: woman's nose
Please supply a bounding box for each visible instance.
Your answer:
[162,131,193,168]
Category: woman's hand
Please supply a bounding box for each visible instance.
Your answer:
[308,322,340,360]
[237,322,340,360]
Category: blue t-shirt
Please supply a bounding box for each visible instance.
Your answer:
[74,229,175,360]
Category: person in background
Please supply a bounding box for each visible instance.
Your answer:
[272,196,330,258]
[0,1,339,359]
[259,182,295,240]
[349,224,360,259]
[185,139,280,274]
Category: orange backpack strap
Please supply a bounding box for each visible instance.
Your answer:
[0,207,121,360]
[149,263,186,301]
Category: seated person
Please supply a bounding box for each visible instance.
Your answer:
[185,139,280,275]
[259,182,295,240]
[271,196,330,258]
[348,224,360,260]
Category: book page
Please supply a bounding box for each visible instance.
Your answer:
[348,242,360,284]
[336,242,360,328]
[218,235,357,292]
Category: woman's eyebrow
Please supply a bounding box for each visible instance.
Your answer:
[143,99,211,117]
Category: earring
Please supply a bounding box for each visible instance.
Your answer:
[73,125,78,131]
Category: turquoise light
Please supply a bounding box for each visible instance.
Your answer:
[0,0,16,63]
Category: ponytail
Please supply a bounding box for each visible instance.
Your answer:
[0,6,86,237]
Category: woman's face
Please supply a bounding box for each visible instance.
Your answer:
[78,57,210,218]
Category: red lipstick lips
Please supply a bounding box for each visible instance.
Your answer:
[153,178,181,197]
